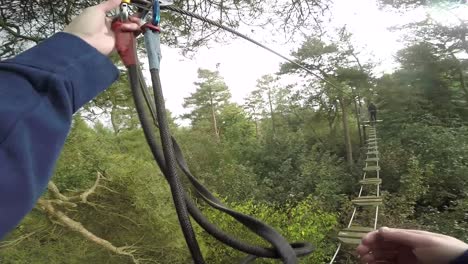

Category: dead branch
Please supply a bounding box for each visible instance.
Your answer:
[0,231,38,248]
[47,182,70,201]
[73,172,101,203]
[48,172,102,204]
[37,198,140,264]
[48,199,78,208]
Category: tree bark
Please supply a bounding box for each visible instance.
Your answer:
[267,88,276,135]
[253,110,259,138]
[110,104,120,135]
[209,95,220,142]
[339,97,354,166]
[449,51,468,104]
[353,96,363,147]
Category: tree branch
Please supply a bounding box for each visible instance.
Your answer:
[48,172,103,204]
[0,18,43,43]
[0,231,39,248]
[74,172,101,203]
[37,198,140,264]
[48,182,70,201]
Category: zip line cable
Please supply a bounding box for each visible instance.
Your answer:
[131,1,355,94]
[132,0,366,104]
[160,5,342,90]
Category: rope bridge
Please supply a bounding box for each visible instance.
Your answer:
[330,120,384,263]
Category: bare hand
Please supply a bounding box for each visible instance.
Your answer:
[356,227,468,264]
[64,0,140,56]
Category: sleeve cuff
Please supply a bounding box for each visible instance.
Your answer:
[451,250,468,264]
[9,32,120,112]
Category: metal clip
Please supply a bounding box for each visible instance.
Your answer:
[120,2,129,21]
[152,0,160,25]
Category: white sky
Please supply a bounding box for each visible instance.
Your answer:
[147,0,466,123]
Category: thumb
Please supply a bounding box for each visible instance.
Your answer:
[98,0,122,12]
[378,227,428,247]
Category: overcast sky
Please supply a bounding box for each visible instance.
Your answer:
[147,0,467,123]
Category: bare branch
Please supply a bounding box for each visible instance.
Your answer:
[48,199,78,208]
[0,231,39,248]
[37,198,140,264]
[0,18,43,43]
[48,172,102,204]
[48,182,70,201]
[75,172,101,203]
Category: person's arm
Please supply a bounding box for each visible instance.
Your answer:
[0,0,139,239]
[356,227,468,264]
[0,32,118,239]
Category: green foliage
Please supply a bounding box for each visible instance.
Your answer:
[198,198,338,263]
[53,116,112,190]
[219,103,256,143]
[300,147,350,208]
[399,157,428,203]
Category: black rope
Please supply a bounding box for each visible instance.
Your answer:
[132,64,314,262]
[150,68,205,263]
[122,4,317,261]
[128,65,205,263]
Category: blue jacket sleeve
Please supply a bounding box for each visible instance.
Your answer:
[0,32,119,239]
[451,250,468,264]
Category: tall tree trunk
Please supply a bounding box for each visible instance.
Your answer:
[339,97,354,166]
[353,96,363,147]
[358,97,367,142]
[210,97,220,142]
[328,115,337,138]
[267,88,276,135]
[449,51,468,104]
[253,110,259,138]
[327,101,338,137]
[254,120,259,138]
[456,66,468,104]
[110,104,119,135]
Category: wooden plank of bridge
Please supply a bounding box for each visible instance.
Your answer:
[352,196,383,206]
[359,178,382,185]
[338,226,375,245]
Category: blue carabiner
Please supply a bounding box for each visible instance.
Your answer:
[152,0,161,25]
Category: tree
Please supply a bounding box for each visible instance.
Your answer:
[378,0,463,9]
[218,103,255,143]
[280,35,373,166]
[183,68,231,141]
[383,42,468,122]
[244,89,263,138]
[256,75,279,135]
[402,17,468,106]
[82,73,140,134]
[0,0,331,58]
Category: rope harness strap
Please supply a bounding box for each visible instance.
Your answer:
[111,1,314,263]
